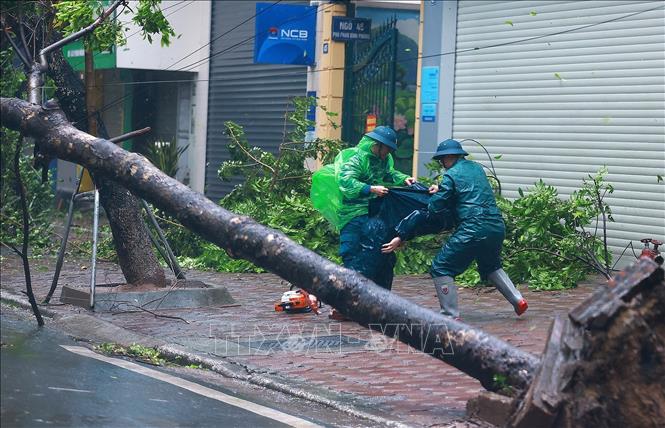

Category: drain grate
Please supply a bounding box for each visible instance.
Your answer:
[241,334,367,353]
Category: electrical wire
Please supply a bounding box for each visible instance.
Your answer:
[74,3,664,126]
[183,3,665,81]
[612,241,634,271]
[167,0,283,70]
[177,1,328,72]
[66,0,194,70]
[76,2,664,89]
[78,1,332,125]
[460,139,502,195]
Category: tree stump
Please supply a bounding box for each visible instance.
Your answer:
[509,258,665,428]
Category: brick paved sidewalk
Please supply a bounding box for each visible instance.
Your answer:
[0,255,605,426]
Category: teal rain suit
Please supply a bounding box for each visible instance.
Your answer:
[428,158,505,278]
[394,149,527,317]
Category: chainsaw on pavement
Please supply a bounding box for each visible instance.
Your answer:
[274,286,321,314]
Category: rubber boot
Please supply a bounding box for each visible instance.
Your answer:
[433,276,459,318]
[488,269,528,315]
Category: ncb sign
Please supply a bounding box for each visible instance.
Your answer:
[254,3,317,66]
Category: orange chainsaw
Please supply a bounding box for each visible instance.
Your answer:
[274,287,321,314]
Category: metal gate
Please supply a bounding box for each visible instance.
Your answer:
[342,18,398,145]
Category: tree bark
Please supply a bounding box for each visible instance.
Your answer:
[45,35,89,132]
[97,181,166,286]
[43,39,166,287]
[1,97,539,391]
[509,258,664,428]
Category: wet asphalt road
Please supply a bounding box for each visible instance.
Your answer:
[0,309,309,428]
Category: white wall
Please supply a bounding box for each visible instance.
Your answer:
[190,48,210,194]
[116,0,210,71]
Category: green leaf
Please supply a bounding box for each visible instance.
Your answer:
[504,20,513,26]
[530,11,537,16]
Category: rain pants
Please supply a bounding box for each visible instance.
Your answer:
[396,158,505,279]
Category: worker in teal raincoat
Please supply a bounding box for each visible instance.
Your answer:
[332,126,414,319]
[382,139,528,318]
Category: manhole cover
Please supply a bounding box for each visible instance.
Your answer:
[241,334,367,353]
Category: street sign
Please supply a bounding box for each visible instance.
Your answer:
[331,17,371,42]
[62,0,116,71]
[62,40,116,71]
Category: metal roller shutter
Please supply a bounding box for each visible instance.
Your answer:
[205,1,308,201]
[454,0,665,266]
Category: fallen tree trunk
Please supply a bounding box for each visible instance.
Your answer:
[1,97,538,391]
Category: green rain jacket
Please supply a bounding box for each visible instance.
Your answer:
[336,136,409,229]
[428,158,504,241]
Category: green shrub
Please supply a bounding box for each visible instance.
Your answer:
[145,140,188,179]
[181,96,612,291]
[68,224,117,262]
[185,96,343,272]
[500,169,613,290]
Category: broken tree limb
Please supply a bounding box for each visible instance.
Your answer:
[1,97,538,390]
[13,135,44,326]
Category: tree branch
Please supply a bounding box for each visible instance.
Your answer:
[18,5,32,63]
[109,126,151,144]
[506,246,611,279]
[39,0,125,68]
[13,136,44,326]
[111,304,190,324]
[1,241,23,257]
[227,126,275,174]
[1,27,31,68]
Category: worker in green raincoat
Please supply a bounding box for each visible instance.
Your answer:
[382,139,528,319]
[330,126,414,319]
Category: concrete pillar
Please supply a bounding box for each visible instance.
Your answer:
[414,0,457,178]
[411,0,425,175]
[311,1,347,142]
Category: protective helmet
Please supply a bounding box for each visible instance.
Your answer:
[432,139,468,159]
[365,126,398,151]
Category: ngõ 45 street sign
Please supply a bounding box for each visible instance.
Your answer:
[332,17,371,42]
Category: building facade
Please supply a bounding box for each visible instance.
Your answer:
[58,0,210,195]
[417,0,665,265]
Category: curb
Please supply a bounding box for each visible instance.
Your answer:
[1,289,58,318]
[157,344,412,428]
[1,288,410,428]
